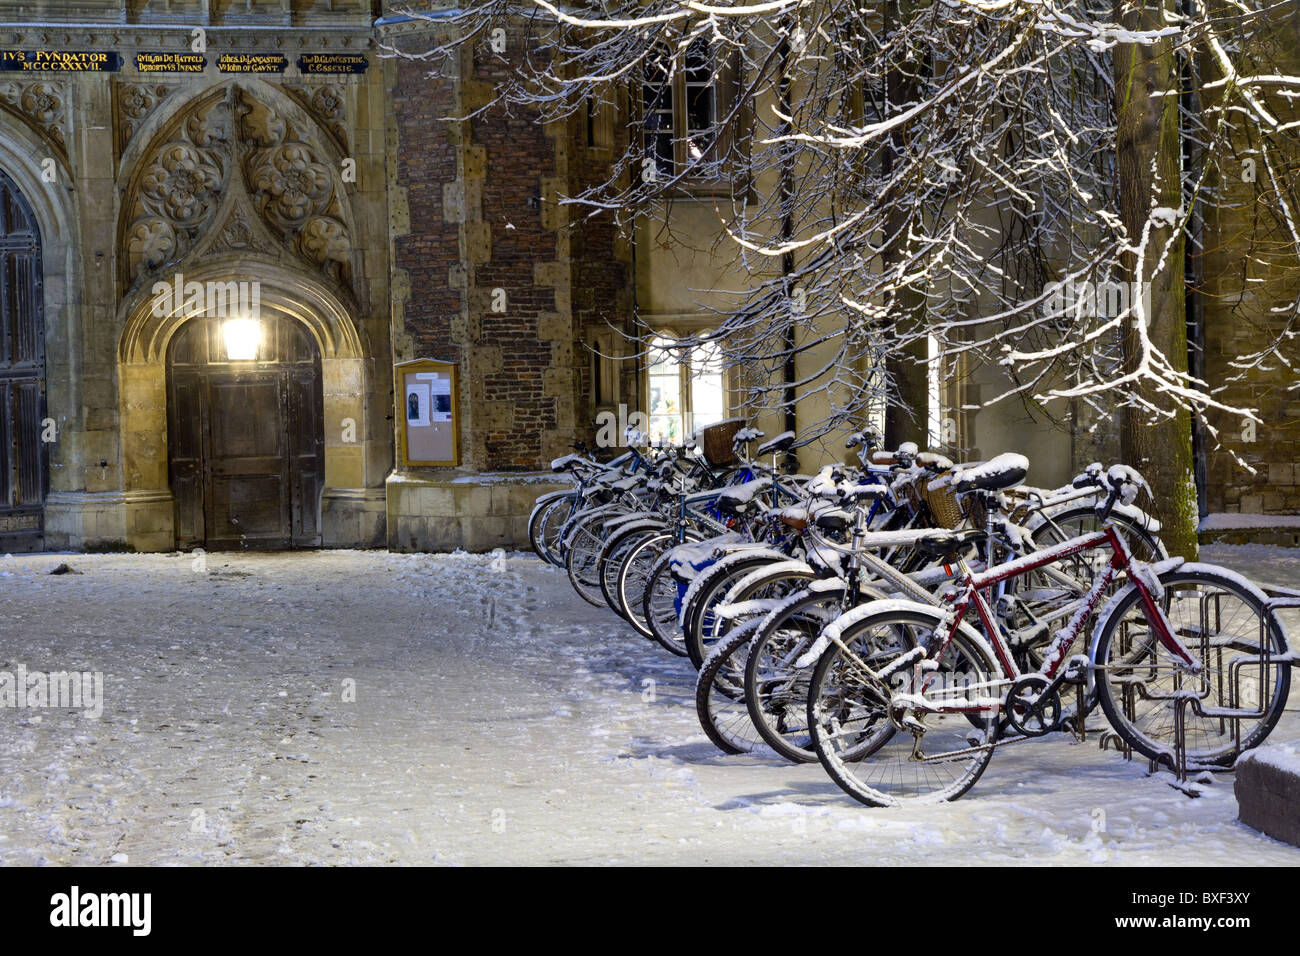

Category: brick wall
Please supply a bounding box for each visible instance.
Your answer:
[392,55,462,366]
[1201,15,1300,518]
[471,46,561,469]
[390,26,633,472]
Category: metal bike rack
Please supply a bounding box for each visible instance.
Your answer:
[1096,587,1300,790]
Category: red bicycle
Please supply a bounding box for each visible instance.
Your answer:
[805,465,1291,806]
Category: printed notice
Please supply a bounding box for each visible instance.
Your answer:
[405,383,431,427]
[0,50,122,71]
[431,374,452,422]
[217,53,288,74]
[136,51,206,73]
[298,53,368,75]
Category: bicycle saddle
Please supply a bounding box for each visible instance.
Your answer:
[757,431,796,457]
[949,453,1029,493]
[913,529,986,559]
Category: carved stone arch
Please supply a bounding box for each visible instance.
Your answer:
[233,81,360,294]
[114,79,362,304]
[117,255,362,365]
[116,259,370,549]
[0,80,72,169]
[116,85,233,296]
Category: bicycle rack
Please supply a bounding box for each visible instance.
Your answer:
[1096,586,1300,792]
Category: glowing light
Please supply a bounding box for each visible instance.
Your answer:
[222,318,261,361]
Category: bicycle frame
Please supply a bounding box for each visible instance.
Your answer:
[824,525,1202,730]
[930,525,1199,702]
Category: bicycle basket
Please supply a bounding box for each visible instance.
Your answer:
[699,419,746,468]
[922,473,966,528]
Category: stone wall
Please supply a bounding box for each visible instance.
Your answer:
[383,16,634,551]
[0,11,392,552]
[1201,11,1300,524]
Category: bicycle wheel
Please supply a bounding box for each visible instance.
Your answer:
[528,492,573,566]
[1092,565,1290,767]
[808,607,1001,807]
[619,533,688,640]
[1034,504,1166,561]
[565,511,615,606]
[599,524,662,615]
[642,549,688,653]
[682,553,791,669]
[534,493,579,567]
[695,618,767,754]
[746,583,849,763]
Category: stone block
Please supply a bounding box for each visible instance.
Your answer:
[533,261,566,288]
[1236,748,1300,847]
[1269,463,1295,486]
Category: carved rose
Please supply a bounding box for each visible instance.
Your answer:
[253,144,331,226]
[140,143,222,225]
[20,84,61,123]
[311,86,344,119]
[120,85,153,119]
[301,216,350,265]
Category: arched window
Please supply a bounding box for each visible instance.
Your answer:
[645,334,726,444]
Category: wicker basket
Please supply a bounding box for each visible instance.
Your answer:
[922,473,966,528]
[699,419,746,468]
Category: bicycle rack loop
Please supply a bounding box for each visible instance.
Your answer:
[1095,586,1300,791]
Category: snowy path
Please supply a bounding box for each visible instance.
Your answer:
[0,544,1298,865]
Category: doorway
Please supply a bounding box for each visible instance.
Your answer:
[167,314,324,550]
[0,168,45,552]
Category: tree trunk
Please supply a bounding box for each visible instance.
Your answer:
[1114,0,1200,557]
[882,0,930,449]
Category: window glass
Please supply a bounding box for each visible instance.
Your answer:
[643,60,675,178]
[684,41,716,163]
[688,338,724,432]
[647,337,684,443]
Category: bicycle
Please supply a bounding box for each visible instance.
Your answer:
[804,464,1290,806]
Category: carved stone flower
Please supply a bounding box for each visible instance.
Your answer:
[253,144,331,226]
[140,143,222,225]
[301,216,350,265]
[125,217,177,276]
[20,84,61,123]
[120,85,153,119]
[311,86,344,119]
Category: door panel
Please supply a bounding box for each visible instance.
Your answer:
[209,474,289,546]
[288,368,323,545]
[166,315,324,551]
[204,374,289,549]
[169,376,205,549]
[0,171,44,553]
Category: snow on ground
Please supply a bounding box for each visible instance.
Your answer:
[0,543,1297,866]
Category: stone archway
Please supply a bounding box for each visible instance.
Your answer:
[0,99,83,550]
[117,259,369,551]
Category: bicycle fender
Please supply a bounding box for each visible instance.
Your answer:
[799,599,997,673]
[1086,556,1192,665]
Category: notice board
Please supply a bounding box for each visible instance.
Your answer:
[396,359,459,466]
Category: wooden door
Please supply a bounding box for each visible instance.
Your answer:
[0,170,44,553]
[167,316,323,551]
